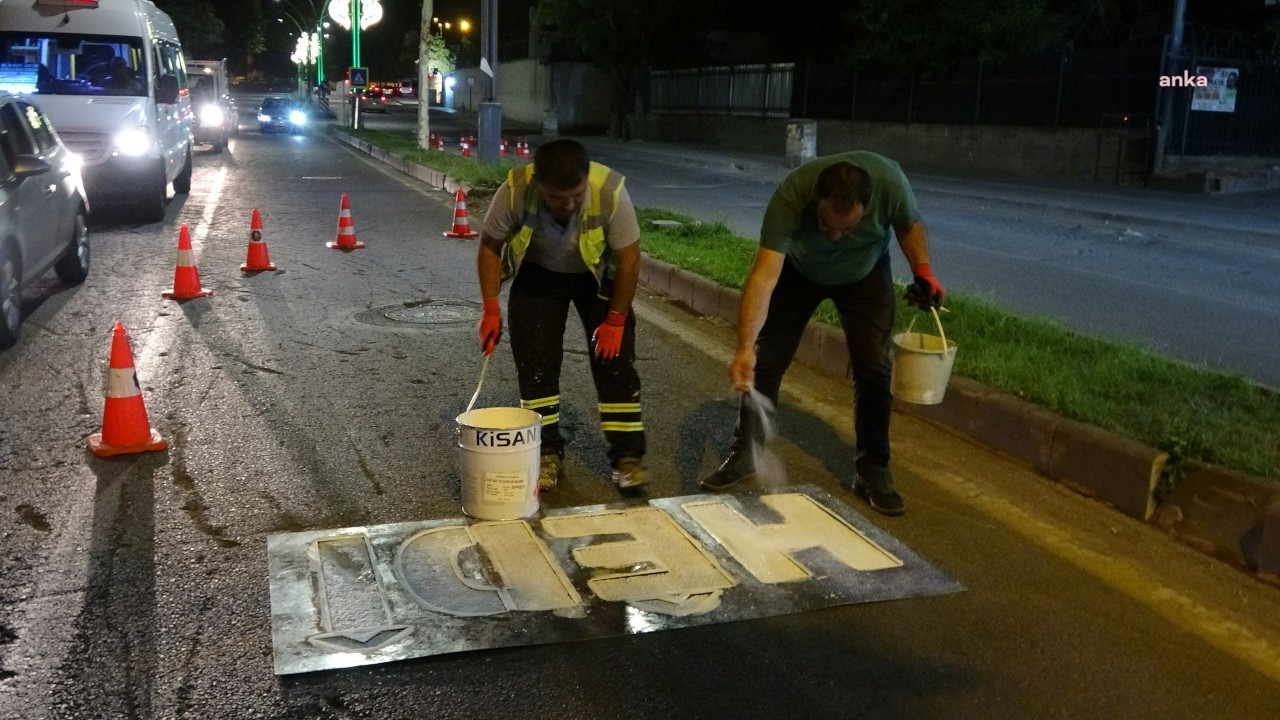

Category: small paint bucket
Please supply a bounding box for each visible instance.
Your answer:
[891,307,957,405]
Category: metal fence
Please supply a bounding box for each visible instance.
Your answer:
[649,63,794,117]
[648,44,1280,157]
[791,47,1161,129]
[1164,49,1280,156]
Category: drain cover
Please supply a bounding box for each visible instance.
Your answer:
[384,301,480,325]
[354,300,482,328]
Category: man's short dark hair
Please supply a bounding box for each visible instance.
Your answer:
[814,162,872,211]
[534,138,590,190]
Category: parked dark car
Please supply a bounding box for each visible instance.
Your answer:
[357,89,389,113]
[257,97,308,134]
[0,92,90,347]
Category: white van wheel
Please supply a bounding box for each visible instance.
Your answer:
[173,146,192,194]
[139,163,167,223]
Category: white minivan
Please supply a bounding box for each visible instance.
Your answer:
[0,0,194,221]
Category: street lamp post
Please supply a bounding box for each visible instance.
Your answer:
[277,0,326,86]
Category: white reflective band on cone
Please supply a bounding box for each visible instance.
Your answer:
[177,248,196,266]
[106,367,142,398]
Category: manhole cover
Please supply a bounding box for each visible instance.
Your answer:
[353,300,481,328]
[384,301,480,325]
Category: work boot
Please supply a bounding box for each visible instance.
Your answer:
[539,453,565,490]
[853,465,905,516]
[700,448,756,491]
[611,457,648,489]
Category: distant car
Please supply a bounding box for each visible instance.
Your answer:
[257,97,308,134]
[0,92,90,347]
[357,89,389,113]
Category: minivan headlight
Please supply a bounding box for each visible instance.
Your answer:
[114,127,151,156]
[199,105,224,126]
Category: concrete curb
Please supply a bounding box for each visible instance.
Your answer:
[644,251,1278,585]
[332,126,1280,586]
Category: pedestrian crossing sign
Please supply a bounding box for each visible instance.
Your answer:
[349,67,368,88]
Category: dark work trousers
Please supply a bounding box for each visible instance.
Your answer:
[733,252,896,471]
[508,261,646,464]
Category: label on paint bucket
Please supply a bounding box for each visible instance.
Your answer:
[483,471,529,503]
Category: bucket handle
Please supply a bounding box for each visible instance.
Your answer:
[465,354,491,415]
[904,306,949,358]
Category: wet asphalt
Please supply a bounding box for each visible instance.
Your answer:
[1,103,1279,719]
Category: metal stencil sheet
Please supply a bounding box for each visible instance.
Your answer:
[267,485,964,674]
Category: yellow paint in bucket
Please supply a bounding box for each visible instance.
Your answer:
[455,407,542,520]
[891,306,957,405]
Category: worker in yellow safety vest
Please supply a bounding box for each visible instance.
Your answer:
[476,139,647,493]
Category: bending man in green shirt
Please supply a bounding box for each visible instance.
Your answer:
[701,151,946,516]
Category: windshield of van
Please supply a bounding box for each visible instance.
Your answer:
[0,33,147,97]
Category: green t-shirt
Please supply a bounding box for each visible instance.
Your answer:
[759,151,921,285]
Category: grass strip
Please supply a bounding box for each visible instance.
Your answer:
[637,208,1280,485]
[346,128,515,187]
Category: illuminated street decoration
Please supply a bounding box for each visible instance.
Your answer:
[268,486,962,675]
[326,0,382,30]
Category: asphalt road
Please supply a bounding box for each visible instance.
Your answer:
[361,102,1280,389]
[2,110,1280,718]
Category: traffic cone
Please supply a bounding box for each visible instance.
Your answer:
[500,137,507,157]
[435,134,445,151]
[162,224,212,300]
[87,322,167,457]
[443,188,479,238]
[241,208,277,272]
[328,194,365,250]
[518,139,530,158]
[460,137,471,157]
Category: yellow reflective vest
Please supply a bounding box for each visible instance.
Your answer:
[499,161,626,293]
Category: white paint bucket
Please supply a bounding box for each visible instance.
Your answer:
[891,307,957,405]
[455,407,542,520]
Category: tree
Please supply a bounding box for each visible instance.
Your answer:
[532,0,725,138]
[152,0,264,75]
[152,0,225,56]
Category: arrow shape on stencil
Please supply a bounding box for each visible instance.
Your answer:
[306,535,414,653]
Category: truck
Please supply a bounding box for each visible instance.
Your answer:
[186,58,238,152]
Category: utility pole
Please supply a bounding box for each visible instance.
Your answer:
[1153,0,1188,173]
[477,0,502,162]
[417,1,433,149]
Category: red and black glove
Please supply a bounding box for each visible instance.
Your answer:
[479,298,502,356]
[905,262,946,310]
[592,309,627,360]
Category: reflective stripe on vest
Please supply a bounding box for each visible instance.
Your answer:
[499,162,625,290]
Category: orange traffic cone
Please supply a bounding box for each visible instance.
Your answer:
[241,208,277,272]
[500,137,507,157]
[328,194,365,250]
[460,137,471,157]
[435,134,445,151]
[443,188,479,238]
[162,224,212,300]
[87,322,167,457]
[518,139,530,158]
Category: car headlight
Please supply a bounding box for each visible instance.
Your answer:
[257,114,271,122]
[199,105,224,126]
[289,110,307,126]
[114,127,151,156]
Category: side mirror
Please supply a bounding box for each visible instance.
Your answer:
[156,74,179,105]
[11,155,51,178]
